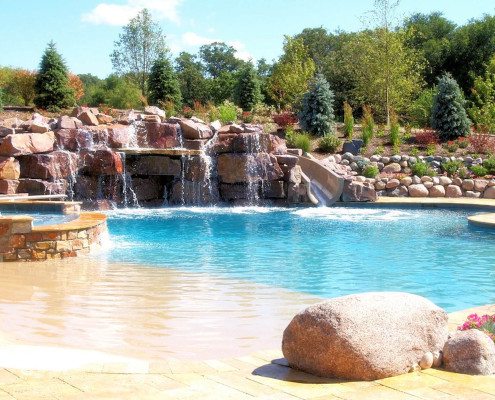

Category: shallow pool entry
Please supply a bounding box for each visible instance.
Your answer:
[99,206,495,312]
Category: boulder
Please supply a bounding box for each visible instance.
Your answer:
[462,179,475,191]
[382,163,401,174]
[170,180,219,205]
[145,122,180,148]
[179,119,213,140]
[439,176,452,186]
[445,185,463,198]
[282,292,448,380]
[217,153,283,184]
[78,111,99,126]
[184,156,213,181]
[408,184,429,197]
[483,186,495,199]
[55,129,93,152]
[209,120,221,132]
[341,180,377,202]
[107,125,132,148]
[57,115,82,130]
[269,135,288,155]
[275,154,298,168]
[129,177,165,201]
[385,179,400,189]
[17,178,68,195]
[71,106,99,117]
[0,157,20,180]
[0,179,19,195]
[96,113,114,124]
[429,185,446,198]
[262,181,286,198]
[214,133,270,153]
[18,151,78,180]
[80,149,123,176]
[229,123,244,133]
[127,155,181,177]
[443,330,495,375]
[219,183,251,201]
[474,179,489,192]
[144,106,166,119]
[0,132,55,156]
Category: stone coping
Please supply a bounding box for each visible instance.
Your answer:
[0,304,493,399]
[120,147,203,156]
[31,211,106,232]
[0,200,82,215]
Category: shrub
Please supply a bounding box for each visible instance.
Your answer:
[431,73,471,141]
[469,133,495,154]
[415,129,439,147]
[0,89,4,111]
[362,165,379,178]
[389,110,401,147]
[470,164,488,177]
[458,137,469,149]
[343,101,354,139]
[482,156,495,174]
[148,57,182,112]
[182,105,194,118]
[234,63,262,111]
[410,147,419,157]
[241,111,254,123]
[106,79,144,109]
[361,105,374,146]
[410,87,437,127]
[375,145,384,155]
[318,134,341,153]
[458,166,470,179]
[34,41,75,110]
[444,140,458,153]
[426,144,436,156]
[442,160,463,176]
[458,314,495,343]
[273,112,297,128]
[298,73,335,136]
[411,161,436,177]
[286,128,311,152]
[216,101,238,124]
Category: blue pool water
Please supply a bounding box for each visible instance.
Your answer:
[100,206,495,312]
[0,212,76,226]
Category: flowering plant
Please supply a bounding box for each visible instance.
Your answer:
[458,313,495,342]
[457,137,469,149]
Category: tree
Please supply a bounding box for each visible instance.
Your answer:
[469,56,495,133]
[431,73,471,140]
[111,8,167,95]
[267,36,316,109]
[403,13,456,86]
[148,56,182,110]
[34,41,74,110]
[199,42,244,78]
[175,52,210,107]
[298,74,335,136]
[234,63,262,111]
[209,71,237,104]
[68,74,84,103]
[7,69,36,106]
[294,27,338,70]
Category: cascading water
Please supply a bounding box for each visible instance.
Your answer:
[242,131,266,205]
[118,152,139,207]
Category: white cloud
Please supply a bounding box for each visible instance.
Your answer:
[82,0,182,26]
[178,32,253,61]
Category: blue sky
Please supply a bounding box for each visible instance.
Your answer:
[1,0,494,78]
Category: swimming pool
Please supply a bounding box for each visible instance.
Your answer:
[0,212,77,226]
[99,206,495,312]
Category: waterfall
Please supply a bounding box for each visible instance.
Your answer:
[118,152,139,208]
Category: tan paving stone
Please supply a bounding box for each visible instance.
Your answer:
[0,389,15,400]
[204,359,239,372]
[377,371,448,391]
[0,370,20,386]
[432,382,495,399]
[206,371,279,397]
[403,386,455,399]
[336,385,421,400]
[1,377,82,400]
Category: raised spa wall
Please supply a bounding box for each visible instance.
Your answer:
[0,202,107,262]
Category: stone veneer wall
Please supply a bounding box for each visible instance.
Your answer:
[0,212,107,262]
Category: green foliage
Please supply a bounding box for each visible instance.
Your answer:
[199,42,244,78]
[298,74,335,136]
[267,36,316,108]
[410,87,436,127]
[431,73,471,141]
[411,161,436,177]
[106,77,143,109]
[286,128,311,152]
[361,105,375,146]
[317,134,341,153]
[410,147,419,157]
[209,71,236,104]
[175,52,210,107]
[426,143,436,155]
[458,166,470,179]
[111,9,167,95]
[211,100,238,124]
[0,88,4,110]
[234,63,262,111]
[343,101,354,139]
[469,56,495,133]
[442,160,463,176]
[389,111,401,147]
[482,156,495,174]
[470,164,488,177]
[362,164,379,178]
[148,56,182,111]
[375,145,385,155]
[34,41,74,111]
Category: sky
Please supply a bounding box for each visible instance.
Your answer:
[1,0,494,78]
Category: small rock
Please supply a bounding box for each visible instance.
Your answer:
[424,181,433,189]
[452,177,463,186]
[412,175,421,184]
[400,176,412,187]
[432,351,443,368]
[445,185,462,198]
[419,352,434,370]
[465,191,481,198]
[381,156,390,164]
[390,155,401,163]
[474,179,489,192]
[382,163,401,174]
[408,184,429,197]
[462,179,475,191]
[483,186,495,199]
[421,176,433,182]
[375,181,386,190]
[386,179,400,189]
[439,176,452,186]
[429,185,445,197]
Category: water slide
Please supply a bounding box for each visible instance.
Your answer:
[297,155,344,206]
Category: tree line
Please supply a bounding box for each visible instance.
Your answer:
[2,2,495,134]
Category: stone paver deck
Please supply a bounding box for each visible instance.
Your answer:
[1,304,494,399]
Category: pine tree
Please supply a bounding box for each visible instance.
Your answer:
[34,41,74,110]
[148,56,182,111]
[431,73,471,140]
[234,64,262,111]
[298,73,335,136]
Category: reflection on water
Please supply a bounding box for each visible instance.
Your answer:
[0,259,318,360]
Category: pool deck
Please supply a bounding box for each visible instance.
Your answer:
[0,304,494,399]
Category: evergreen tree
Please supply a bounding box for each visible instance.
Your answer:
[148,56,182,110]
[431,73,471,140]
[34,41,74,110]
[234,64,262,111]
[298,74,335,136]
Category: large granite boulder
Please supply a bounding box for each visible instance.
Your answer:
[179,119,213,140]
[0,179,19,195]
[443,330,495,375]
[145,122,180,148]
[18,151,78,180]
[107,125,132,148]
[282,292,448,380]
[0,132,55,156]
[127,155,181,177]
[0,157,20,180]
[341,180,377,202]
[214,133,270,153]
[80,149,123,175]
[17,178,68,195]
[217,153,283,184]
[57,115,82,130]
